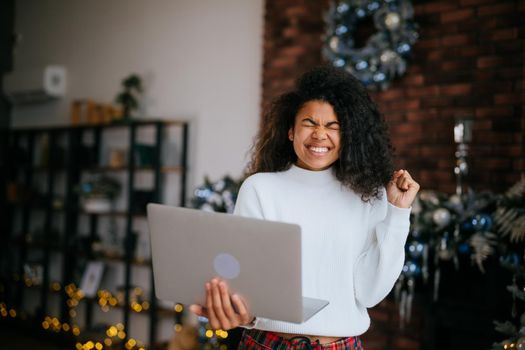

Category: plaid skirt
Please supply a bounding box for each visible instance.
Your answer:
[238,329,364,350]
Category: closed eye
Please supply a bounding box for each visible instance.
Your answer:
[301,118,318,127]
[325,122,340,130]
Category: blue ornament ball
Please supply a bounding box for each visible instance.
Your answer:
[402,261,421,277]
[407,241,425,258]
[457,242,470,254]
[471,214,493,231]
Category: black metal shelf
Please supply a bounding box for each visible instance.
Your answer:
[2,120,189,348]
[83,165,184,173]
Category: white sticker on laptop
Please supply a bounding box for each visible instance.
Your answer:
[213,253,240,279]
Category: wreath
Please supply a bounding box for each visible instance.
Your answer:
[323,0,419,90]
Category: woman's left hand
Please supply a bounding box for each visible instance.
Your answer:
[386,169,420,209]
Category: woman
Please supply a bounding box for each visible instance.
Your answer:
[190,66,420,349]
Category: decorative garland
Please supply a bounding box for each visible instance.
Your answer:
[323,0,419,90]
[192,176,241,213]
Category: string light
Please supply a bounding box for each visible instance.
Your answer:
[51,282,61,291]
[7,282,152,349]
[125,338,137,349]
[106,326,118,337]
[175,303,184,313]
[0,303,8,317]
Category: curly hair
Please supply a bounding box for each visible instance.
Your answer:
[247,65,394,201]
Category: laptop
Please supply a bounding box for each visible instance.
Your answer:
[147,203,329,324]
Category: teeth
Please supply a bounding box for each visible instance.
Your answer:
[309,146,328,153]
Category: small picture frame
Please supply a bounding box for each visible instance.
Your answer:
[80,261,105,298]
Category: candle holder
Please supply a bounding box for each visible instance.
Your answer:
[454,118,473,195]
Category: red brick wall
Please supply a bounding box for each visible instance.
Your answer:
[262,0,525,194]
[262,0,331,114]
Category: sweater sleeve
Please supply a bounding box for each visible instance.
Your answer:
[353,191,411,308]
[233,177,265,219]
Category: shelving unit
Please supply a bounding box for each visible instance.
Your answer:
[0,120,189,349]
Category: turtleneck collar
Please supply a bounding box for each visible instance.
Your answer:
[284,164,338,185]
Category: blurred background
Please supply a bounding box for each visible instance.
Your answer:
[0,0,523,349]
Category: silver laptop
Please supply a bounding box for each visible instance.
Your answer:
[147,203,329,324]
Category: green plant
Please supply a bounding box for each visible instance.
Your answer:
[115,74,143,119]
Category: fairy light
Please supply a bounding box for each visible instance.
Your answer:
[214,330,228,339]
[11,281,154,349]
[126,338,137,349]
[0,303,7,317]
[116,322,126,340]
[51,282,61,291]
[106,326,118,337]
[131,301,143,312]
[205,330,214,338]
[174,303,183,312]
[174,324,182,332]
[65,283,74,294]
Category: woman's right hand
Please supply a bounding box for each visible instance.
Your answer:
[189,278,254,330]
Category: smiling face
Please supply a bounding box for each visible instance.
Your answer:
[288,100,341,171]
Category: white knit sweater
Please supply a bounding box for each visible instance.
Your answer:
[233,165,411,337]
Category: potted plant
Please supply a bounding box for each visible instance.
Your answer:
[115,74,143,122]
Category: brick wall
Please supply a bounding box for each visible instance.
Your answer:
[262,0,525,194]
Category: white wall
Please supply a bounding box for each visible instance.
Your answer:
[10,0,264,345]
[11,0,264,189]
